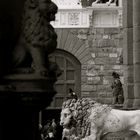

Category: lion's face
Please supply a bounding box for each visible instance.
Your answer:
[60,108,72,127]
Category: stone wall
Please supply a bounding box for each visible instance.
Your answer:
[80,28,123,104]
[56,27,123,104]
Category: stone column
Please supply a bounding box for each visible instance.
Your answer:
[125,134,140,140]
[133,0,140,108]
[123,0,134,108]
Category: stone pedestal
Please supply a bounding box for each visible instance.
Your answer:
[0,74,57,140]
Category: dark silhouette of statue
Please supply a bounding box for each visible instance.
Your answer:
[111,72,124,104]
[0,1,61,140]
[12,0,59,76]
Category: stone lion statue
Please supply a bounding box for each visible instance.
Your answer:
[60,98,140,140]
[12,0,59,76]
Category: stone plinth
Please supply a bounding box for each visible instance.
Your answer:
[0,73,57,140]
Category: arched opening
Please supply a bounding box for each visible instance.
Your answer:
[41,49,81,136]
[49,49,81,109]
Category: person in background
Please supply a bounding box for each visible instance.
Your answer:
[111,72,124,104]
[50,119,57,139]
[44,119,58,140]
[39,123,44,140]
[42,120,52,140]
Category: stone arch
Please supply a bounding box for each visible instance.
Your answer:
[55,28,93,64]
[49,49,81,108]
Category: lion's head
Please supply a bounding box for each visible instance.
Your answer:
[60,98,112,139]
[60,99,77,128]
[60,98,97,138]
[60,108,73,127]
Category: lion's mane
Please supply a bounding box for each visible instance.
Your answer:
[62,98,112,139]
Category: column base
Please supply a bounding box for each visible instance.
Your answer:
[0,73,57,140]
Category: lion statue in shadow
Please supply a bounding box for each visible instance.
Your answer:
[11,0,61,77]
[0,0,61,78]
[60,98,140,140]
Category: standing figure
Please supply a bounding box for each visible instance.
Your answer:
[111,72,124,104]
[39,124,44,140]
[42,121,52,140]
[50,119,57,139]
[13,0,58,76]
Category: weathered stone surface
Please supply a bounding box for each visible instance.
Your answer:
[56,26,124,104]
[81,85,96,92]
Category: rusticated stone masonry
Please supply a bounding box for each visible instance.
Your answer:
[56,27,123,105]
[80,28,124,104]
